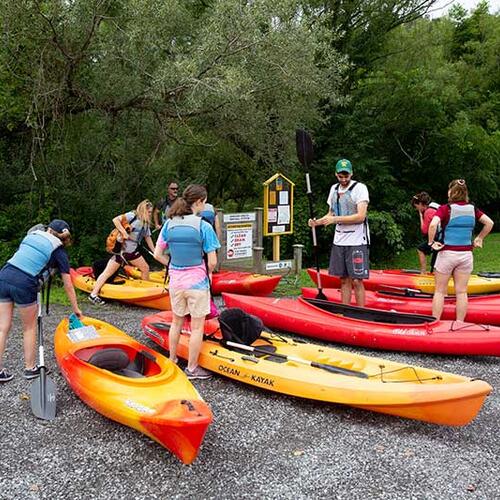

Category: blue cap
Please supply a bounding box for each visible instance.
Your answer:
[48,219,71,234]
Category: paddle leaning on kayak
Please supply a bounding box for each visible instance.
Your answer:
[308,158,370,307]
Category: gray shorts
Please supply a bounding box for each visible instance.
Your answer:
[328,244,369,280]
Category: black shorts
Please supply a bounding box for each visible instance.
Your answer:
[328,244,369,280]
[112,251,142,265]
[417,240,433,255]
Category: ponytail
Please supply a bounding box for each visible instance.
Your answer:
[168,184,207,218]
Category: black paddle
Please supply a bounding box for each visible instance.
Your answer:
[146,321,368,379]
[296,129,327,300]
[30,289,56,420]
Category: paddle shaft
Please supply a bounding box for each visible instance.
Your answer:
[225,340,368,378]
[296,129,326,299]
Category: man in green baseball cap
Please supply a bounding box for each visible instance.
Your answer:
[308,157,370,306]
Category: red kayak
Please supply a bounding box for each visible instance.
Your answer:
[222,293,500,356]
[124,266,282,296]
[302,288,500,326]
[307,268,500,294]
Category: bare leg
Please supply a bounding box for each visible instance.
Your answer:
[91,259,121,296]
[130,255,150,281]
[340,277,352,304]
[168,313,185,363]
[187,316,205,371]
[352,279,366,307]
[18,303,38,369]
[417,250,427,274]
[453,271,471,322]
[0,302,14,369]
[432,271,450,320]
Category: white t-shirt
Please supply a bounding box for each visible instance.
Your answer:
[327,180,370,246]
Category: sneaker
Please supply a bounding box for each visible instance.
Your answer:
[0,369,13,383]
[24,365,50,380]
[184,366,212,380]
[88,294,106,305]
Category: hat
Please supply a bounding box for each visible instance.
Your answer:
[48,219,71,234]
[335,159,352,174]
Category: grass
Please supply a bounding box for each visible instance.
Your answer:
[48,234,500,304]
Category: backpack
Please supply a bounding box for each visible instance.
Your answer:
[105,214,137,254]
[219,308,264,345]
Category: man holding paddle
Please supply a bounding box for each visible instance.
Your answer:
[309,159,370,306]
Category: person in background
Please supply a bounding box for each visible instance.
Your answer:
[200,201,222,241]
[308,158,370,307]
[411,192,440,274]
[89,200,155,304]
[153,182,179,230]
[0,220,82,382]
[154,184,220,380]
[428,179,493,321]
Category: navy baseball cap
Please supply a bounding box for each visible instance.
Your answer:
[48,219,71,234]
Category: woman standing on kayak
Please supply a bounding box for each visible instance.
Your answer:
[154,185,220,380]
[0,220,82,382]
[89,200,156,305]
[428,179,493,321]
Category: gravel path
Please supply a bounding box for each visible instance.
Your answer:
[1,299,498,500]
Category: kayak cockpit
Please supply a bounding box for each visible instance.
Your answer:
[303,297,435,324]
[75,346,161,378]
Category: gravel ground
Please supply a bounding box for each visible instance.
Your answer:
[1,298,498,500]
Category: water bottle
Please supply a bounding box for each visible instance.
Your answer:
[352,249,364,274]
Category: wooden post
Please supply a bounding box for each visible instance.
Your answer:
[272,235,280,261]
[253,246,264,274]
[293,244,304,275]
[216,208,224,271]
[255,207,263,248]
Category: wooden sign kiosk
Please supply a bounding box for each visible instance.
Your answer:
[263,173,294,262]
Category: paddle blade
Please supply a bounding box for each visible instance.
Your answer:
[30,371,57,420]
[312,361,368,379]
[295,129,314,168]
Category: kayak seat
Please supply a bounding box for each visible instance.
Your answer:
[88,348,146,378]
[304,298,435,324]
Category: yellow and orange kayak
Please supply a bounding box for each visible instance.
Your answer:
[71,267,171,310]
[124,266,281,296]
[308,268,500,295]
[143,311,492,427]
[54,316,212,464]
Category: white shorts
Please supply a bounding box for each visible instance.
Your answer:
[434,250,473,275]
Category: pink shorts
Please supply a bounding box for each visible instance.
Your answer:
[434,250,473,275]
[170,288,210,318]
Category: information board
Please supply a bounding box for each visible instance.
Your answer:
[263,173,294,236]
[226,223,253,260]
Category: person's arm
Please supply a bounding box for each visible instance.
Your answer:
[473,214,494,248]
[153,241,170,266]
[206,250,217,274]
[428,216,444,250]
[61,273,82,318]
[112,215,129,240]
[144,235,155,254]
[308,210,335,227]
[153,207,161,230]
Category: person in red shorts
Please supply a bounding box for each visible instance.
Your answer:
[428,179,493,321]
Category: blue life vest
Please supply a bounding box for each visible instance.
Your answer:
[331,182,358,217]
[8,230,62,277]
[200,203,216,227]
[165,215,203,267]
[443,203,476,246]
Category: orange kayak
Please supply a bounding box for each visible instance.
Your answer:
[54,315,212,464]
[71,267,171,310]
[124,266,282,296]
[142,311,492,426]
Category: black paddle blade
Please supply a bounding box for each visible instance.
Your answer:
[295,129,314,168]
[148,322,171,331]
[316,289,327,300]
[30,371,56,420]
[312,361,368,379]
